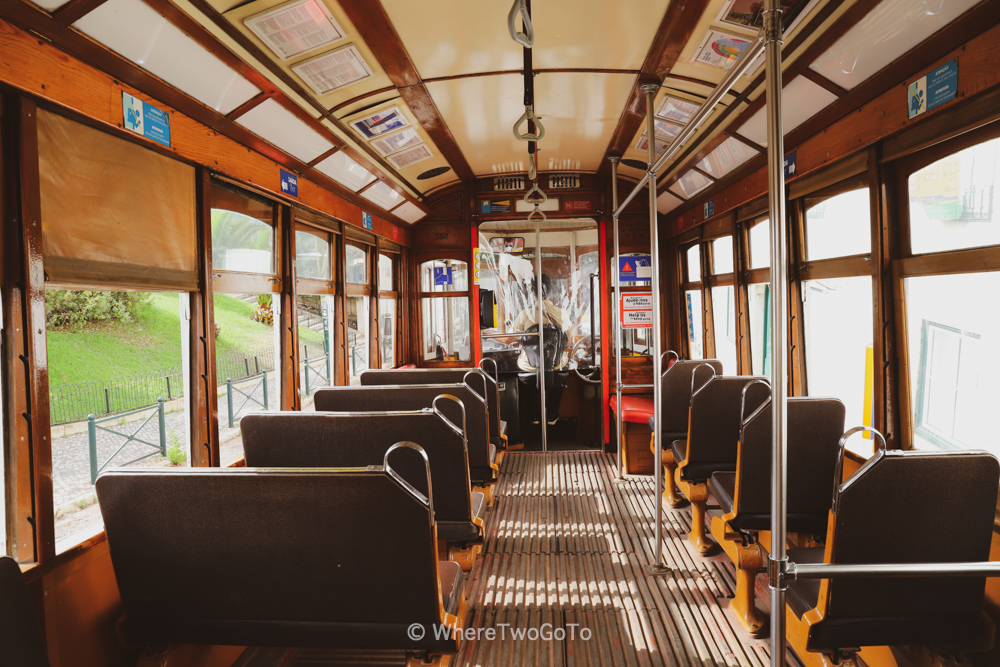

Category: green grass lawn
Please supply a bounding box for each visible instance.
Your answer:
[47,292,326,387]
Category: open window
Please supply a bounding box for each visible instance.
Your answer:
[345,239,372,383]
[377,249,400,369]
[418,259,470,363]
[680,242,704,359]
[293,212,339,407]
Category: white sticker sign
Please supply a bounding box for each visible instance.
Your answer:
[620,293,653,329]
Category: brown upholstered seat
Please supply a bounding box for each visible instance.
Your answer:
[646,359,723,437]
[96,463,463,655]
[241,411,482,543]
[315,384,496,486]
[709,471,736,514]
[0,557,49,667]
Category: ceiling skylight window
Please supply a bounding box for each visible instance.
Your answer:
[392,202,427,224]
[361,181,403,210]
[657,191,683,215]
[737,76,838,147]
[291,44,373,96]
[74,0,259,115]
[370,128,422,157]
[697,137,757,178]
[388,145,433,170]
[670,170,713,199]
[315,151,376,191]
[244,0,346,61]
[236,98,333,163]
[656,96,700,125]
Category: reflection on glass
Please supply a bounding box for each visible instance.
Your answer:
[379,298,396,368]
[346,244,367,284]
[685,290,703,359]
[422,297,470,362]
[212,210,274,273]
[909,137,1000,255]
[378,253,394,289]
[298,294,334,406]
[420,259,469,292]
[904,273,1000,455]
[686,245,701,283]
[295,230,330,280]
[713,236,734,274]
[805,188,871,261]
[47,290,192,552]
[712,286,737,374]
[749,219,770,269]
[748,283,770,377]
[802,276,873,430]
[347,295,369,383]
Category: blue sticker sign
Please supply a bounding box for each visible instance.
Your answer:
[480,199,512,214]
[704,200,714,219]
[783,150,797,181]
[122,92,171,147]
[362,211,373,231]
[619,255,651,282]
[908,59,958,119]
[433,267,453,286]
[279,169,298,197]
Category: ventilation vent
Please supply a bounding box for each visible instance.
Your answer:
[494,175,525,191]
[548,174,580,189]
[417,166,451,180]
[621,159,647,170]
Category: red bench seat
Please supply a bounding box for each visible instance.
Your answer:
[609,395,655,424]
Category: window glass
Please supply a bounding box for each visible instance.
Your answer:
[686,245,701,283]
[378,253,394,290]
[749,219,770,269]
[748,283,771,377]
[213,292,280,464]
[712,236,734,274]
[46,289,190,552]
[297,294,334,407]
[904,273,1000,454]
[805,188,871,261]
[420,259,469,293]
[295,230,330,280]
[212,209,274,273]
[379,298,396,369]
[711,285,737,374]
[421,297,470,362]
[802,276,874,429]
[685,290,703,359]
[909,136,1000,255]
[347,295,369,384]
[346,244,367,284]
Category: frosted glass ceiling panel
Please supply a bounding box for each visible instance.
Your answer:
[392,202,426,224]
[738,76,838,147]
[315,151,376,191]
[656,191,683,215]
[809,0,978,90]
[32,0,72,9]
[697,137,757,178]
[670,170,712,199]
[75,0,259,115]
[362,181,403,210]
[237,99,334,164]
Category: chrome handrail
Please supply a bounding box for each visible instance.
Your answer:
[383,442,434,523]
[432,393,467,440]
[832,426,887,512]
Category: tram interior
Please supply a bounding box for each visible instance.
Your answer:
[0,0,999,665]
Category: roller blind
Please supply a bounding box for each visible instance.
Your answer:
[788,151,869,201]
[38,110,197,290]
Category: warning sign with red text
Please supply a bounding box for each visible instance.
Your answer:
[620,293,653,329]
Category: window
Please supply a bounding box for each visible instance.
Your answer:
[713,236,734,274]
[211,186,275,274]
[904,273,1000,455]
[686,245,701,283]
[748,218,770,269]
[345,241,372,384]
[293,223,337,406]
[681,244,704,359]
[346,243,368,285]
[419,259,470,362]
[804,187,871,261]
[748,284,771,377]
[295,228,331,280]
[378,253,398,369]
[710,235,737,374]
[908,136,1000,255]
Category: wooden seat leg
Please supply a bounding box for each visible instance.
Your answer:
[449,541,482,572]
[677,474,714,554]
[650,433,686,507]
[710,516,766,635]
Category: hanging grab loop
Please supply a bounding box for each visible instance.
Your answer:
[527,207,547,222]
[528,152,537,181]
[523,182,547,207]
[507,0,534,48]
[513,105,545,142]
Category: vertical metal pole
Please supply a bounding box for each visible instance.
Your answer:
[158,397,167,456]
[305,355,311,396]
[641,83,669,574]
[262,369,270,411]
[88,414,98,484]
[610,157,625,481]
[764,2,789,665]
[535,216,547,452]
[227,378,234,428]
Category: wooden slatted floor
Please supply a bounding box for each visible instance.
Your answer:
[287,452,794,666]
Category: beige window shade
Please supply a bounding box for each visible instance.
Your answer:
[788,151,869,201]
[38,110,197,290]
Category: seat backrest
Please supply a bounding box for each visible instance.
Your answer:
[823,448,999,624]
[658,359,724,433]
[361,368,501,443]
[521,323,568,370]
[683,375,769,471]
[314,384,492,482]
[0,557,49,667]
[96,465,453,650]
[241,410,472,525]
[734,397,845,530]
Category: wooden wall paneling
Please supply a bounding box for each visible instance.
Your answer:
[192,169,219,467]
[280,206,300,410]
[15,97,54,561]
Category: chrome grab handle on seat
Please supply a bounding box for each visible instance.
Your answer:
[737,379,771,448]
[507,0,533,48]
[832,426,887,512]
[463,369,490,403]
[432,394,467,440]
[478,358,499,383]
[689,362,718,401]
[660,350,679,375]
[383,441,434,523]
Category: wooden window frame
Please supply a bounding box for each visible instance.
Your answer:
[376,248,400,369]
[416,256,472,368]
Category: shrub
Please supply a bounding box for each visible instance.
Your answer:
[45,290,149,328]
[166,430,187,466]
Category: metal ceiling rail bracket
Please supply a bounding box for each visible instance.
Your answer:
[613,35,765,218]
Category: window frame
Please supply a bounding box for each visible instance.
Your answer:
[416,255,472,367]
[376,248,400,369]
[209,180,282,295]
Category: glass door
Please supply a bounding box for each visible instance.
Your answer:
[478,220,602,451]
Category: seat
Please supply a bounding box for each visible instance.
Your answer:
[609,395,654,424]
[675,373,769,554]
[707,397,845,636]
[0,557,50,667]
[785,442,999,666]
[645,360,723,506]
[96,457,465,663]
[241,410,484,570]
